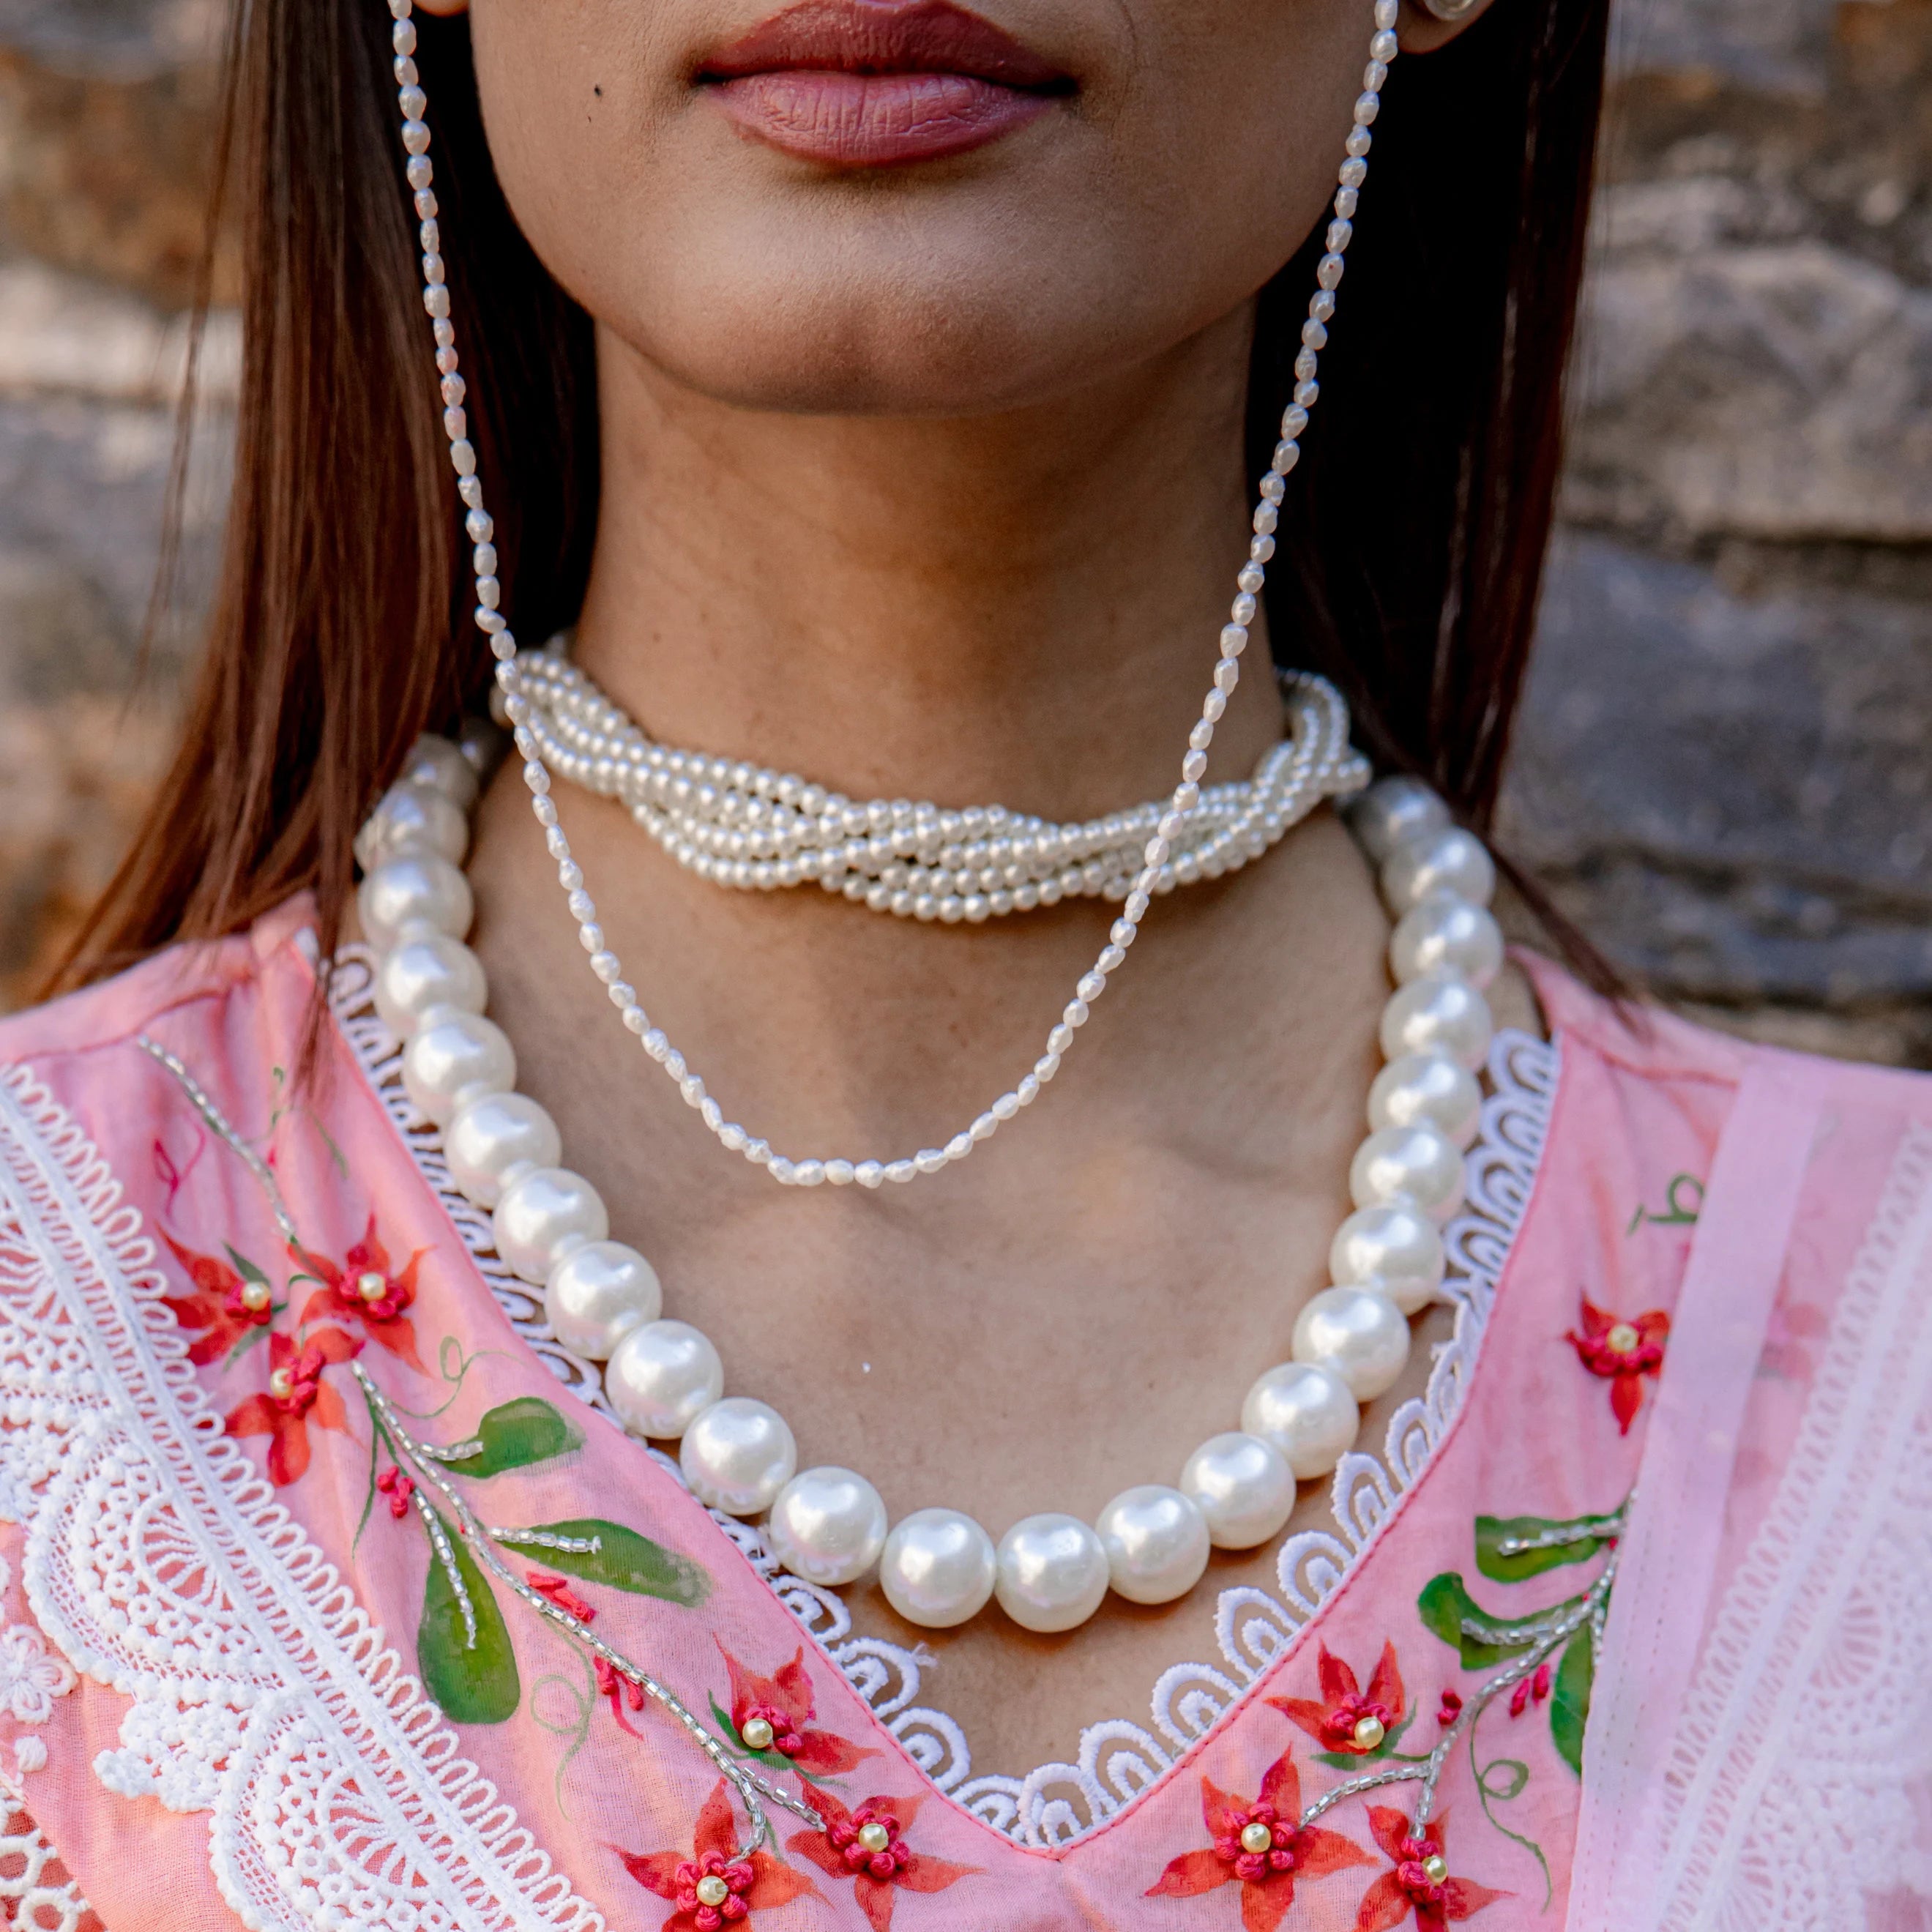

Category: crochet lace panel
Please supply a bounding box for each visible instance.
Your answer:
[331,943,1558,1849]
[1638,1121,1932,1930]
[0,1062,605,1932]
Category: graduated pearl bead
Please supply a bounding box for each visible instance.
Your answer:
[1292,1286,1411,1401]
[1096,1485,1211,1604]
[403,1010,515,1126]
[879,1508,997,1628]
[1381,971,1493,1073]
[1346,775,1447,862]
[1390,894,1503,990]
[1180,1431,1297,1548]
[1381,827,1496,913]
[605,1319,723,1439]
[398,731,480,811]
[767,1466,889,1587]
[359,853,472,950]
[995,1514,1111,1633]
[445,1090,562,1208]
[1368,1051,1482,1149]
[1242,1360,1360,1480]
[1350,1123,1466,1221]
[493,1166,610,1283]
[375,932,486,1037]
[1330,1203,1445,1315]
[544,1239,660,1360]
[362,783,469,870]
[679,1397,797,1516]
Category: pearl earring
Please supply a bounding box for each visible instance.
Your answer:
[1415,0,1485,18]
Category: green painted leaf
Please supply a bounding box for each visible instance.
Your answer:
[418,1511,520,1724]
[454,1398,583,1478]
[523,1519,709,1608]
[1550,1629,1594,1776]
[222,1319,277,1370]
[1417,1573,1581,1670]
[1475,1513,1615,1584]
[224,1243,271,1288]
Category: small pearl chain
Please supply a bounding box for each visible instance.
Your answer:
[513,647,1368,920]
[374,0,1403,1189]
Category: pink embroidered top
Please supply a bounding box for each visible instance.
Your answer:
[0,901,1926,1932]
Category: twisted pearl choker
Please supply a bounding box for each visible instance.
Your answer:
[512,648,1368,920]
[359,759,1505,1630]
[356,0,1509,1633]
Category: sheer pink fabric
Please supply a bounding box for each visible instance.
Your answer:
[0,906,1921,1932]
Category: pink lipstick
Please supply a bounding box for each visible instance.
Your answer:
[699,0,1072,169]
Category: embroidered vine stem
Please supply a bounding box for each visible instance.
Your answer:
[1297,1553,1619,1834]
[354,1363,824,1858]
[137,1035,300,1246]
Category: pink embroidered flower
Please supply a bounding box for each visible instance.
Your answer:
[1145,1750,1373,1932]
[1355,1809,1507,1931]
[789,1786,976,1932]
[717,1640,877,1776]
[621,1780,820,1931]
[1567,1297,1668,1433]
[293,1215,427,1370]
[1269,1641,1407,1754]
[160,1231,274,1366]
[225,1327,360,1485]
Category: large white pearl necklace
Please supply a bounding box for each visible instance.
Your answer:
[357,762,1504,1632]
[512,647,1368,920]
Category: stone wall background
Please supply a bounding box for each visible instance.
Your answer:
[0,0,1927,1062]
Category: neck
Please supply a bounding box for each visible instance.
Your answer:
[570,302,1283,816]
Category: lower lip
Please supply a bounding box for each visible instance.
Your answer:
[706,71,1053,168]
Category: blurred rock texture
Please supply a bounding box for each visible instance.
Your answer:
[0,0,1926,1062]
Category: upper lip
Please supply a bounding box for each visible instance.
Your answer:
[698,0,1071,91]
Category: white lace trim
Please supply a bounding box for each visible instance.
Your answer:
[0,1781,95,1932]
[332,943,1558,1848]
[0,1063,605,1932]
[1638,1121,1932,1930]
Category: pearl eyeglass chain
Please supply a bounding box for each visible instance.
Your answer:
[360,3,1509,1636]
[512,646,1368,920]
[367,0,1400,1193]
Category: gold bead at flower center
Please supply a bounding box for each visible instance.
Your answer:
[1606,1321,1640,1354]
[268,1368,294,1400]
[857,1822,892,1855]
[694,1875,730,1908]
[1422,1854,1449,1884]
[1353,1715,1386,1749]
[242,1282,272,1313]
[1240,1822,1275,1856]
[740,1717,775,1751]
[357,1270,389,1303]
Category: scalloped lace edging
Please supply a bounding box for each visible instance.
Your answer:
[0,1062,605,1932]
[329,944,1558,1850]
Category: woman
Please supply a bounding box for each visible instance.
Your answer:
[0,0,1922,1926]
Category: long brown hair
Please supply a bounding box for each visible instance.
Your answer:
[54,0,1613,994]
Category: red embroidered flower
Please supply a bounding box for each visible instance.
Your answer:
[621,1779,820,1931]
[1567,1297,1668,1433]
[375,1465,416,1519]
[789,1786,977,1932]
[596,1657,649,1737]
[717,1641,877,1776]
[1507,1662,1553,1720]
[225,1328,360,1485]
[1269,1641,1407,1755]
[1145,1750,1373,1932]
[1355,1809,1507,1931]
[527,1570,596,1624]
[293,1215,427,1370]
[1435,1690,1463,1728]
[159,1232,275,1367]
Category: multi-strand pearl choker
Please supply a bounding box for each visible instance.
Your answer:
[357,757,1503,1633]
[512,647,1368,920]
[354,0,1502,1636]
